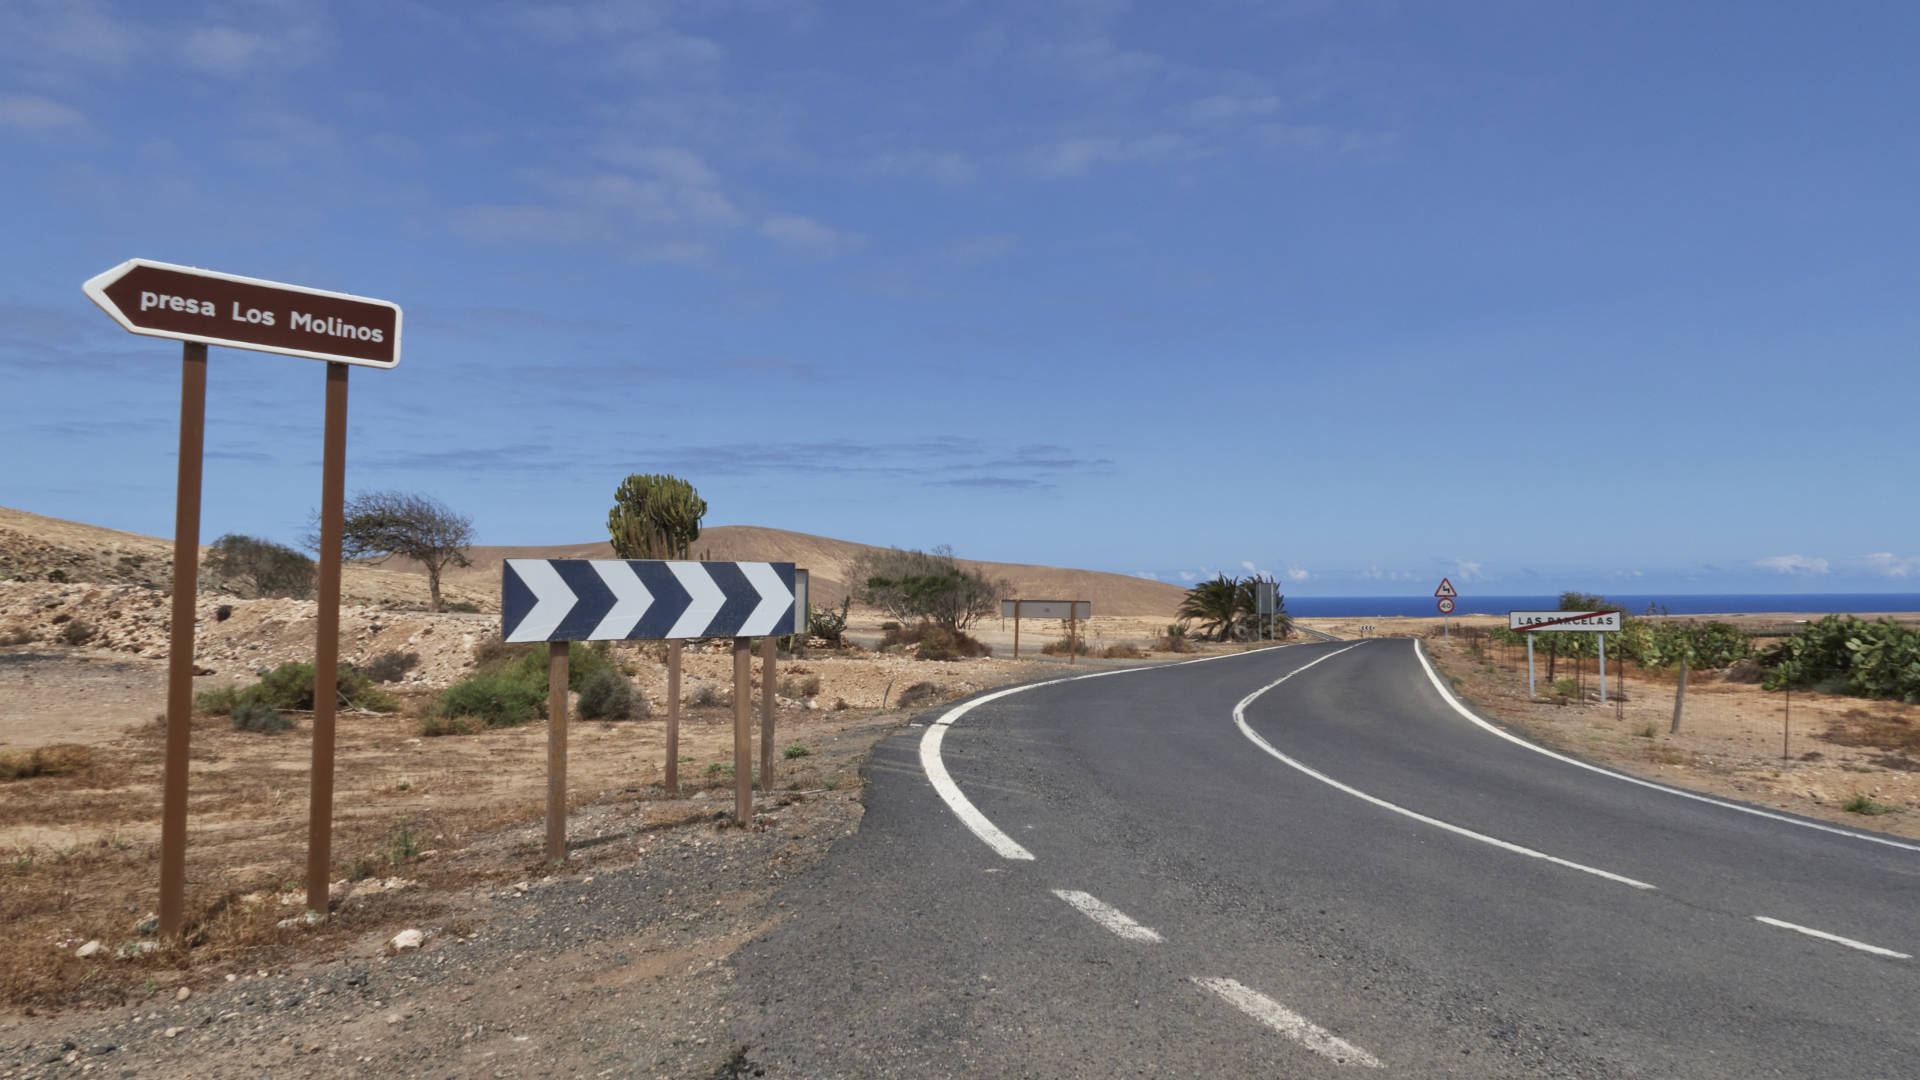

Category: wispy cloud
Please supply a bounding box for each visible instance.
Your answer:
[1858,553,1920,578]
[761,214,866,257]
[1453,560,1486,583]
[0,94,88,134]
[1756,554,1830,576]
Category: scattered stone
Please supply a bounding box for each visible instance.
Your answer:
[175,986,191,1002]
[276,910,324,930]
[389,929,425,951]
[74,939,103,958]
[116,941,158,959]
[163,1027,183,1038]
[134,915,159,936]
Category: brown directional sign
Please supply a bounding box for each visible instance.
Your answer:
[83,259,401,368]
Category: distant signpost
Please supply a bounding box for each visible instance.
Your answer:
[502,559,804,851]
[1435,578,1458,638]
[83,258,401,936]
[1001,599,1091,662]
[1509,610,1620,701]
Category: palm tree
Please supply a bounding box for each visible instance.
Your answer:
[1234,576,1293,640]
[1177,575,1240,642]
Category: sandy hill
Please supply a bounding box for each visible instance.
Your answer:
[0,506,491,610]
[444,525,1186,617]
[0,508,1187,618]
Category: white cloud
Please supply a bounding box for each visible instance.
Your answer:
[1134,571,1158,581]
[1182,93,1283,125]
[1756,555,1830,576]
[1240,560,1258,572]
[864,150,977,185]
[1453,560,1486,583]
[1177,570,1197,582]
[760,215,865,256]
[0,94,87,133]
[941,234,1017,263]
[182,26,266,72]
[1859,553,1920,578]
[1034,132,1188,177]
[1287,568,1309,582]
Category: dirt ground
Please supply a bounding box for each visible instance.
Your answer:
[1361,618,1920,841]
[0,597,1236,1076]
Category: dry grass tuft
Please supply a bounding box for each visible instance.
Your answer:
[0,744,94,781]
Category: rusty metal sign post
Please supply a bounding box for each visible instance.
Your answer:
[499,558,802,855]
[83,259,402,936]
[1000,600,1091,663]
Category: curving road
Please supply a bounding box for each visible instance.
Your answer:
[726,641,1919,1077]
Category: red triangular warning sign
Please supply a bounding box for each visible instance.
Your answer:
[1434,578,1458,598]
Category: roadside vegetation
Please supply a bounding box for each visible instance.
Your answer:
[1175,574,1291,642]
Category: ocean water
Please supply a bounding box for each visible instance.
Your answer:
[1282,594,1920,618]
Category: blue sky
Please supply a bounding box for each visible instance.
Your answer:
[3,0,1917,597]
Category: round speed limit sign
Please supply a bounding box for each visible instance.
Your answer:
[1437,597,1455,615]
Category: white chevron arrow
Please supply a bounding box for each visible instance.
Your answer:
[590,561,654,640]
[738,562,794,636]
[505,559,576,642]
[666,562,726,639]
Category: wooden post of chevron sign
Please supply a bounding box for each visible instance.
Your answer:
[502,559,803,843]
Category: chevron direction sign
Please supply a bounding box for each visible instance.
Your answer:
[503,560,797,643]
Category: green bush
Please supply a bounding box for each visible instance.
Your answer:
[1842,793,1893,816]
[1764,615,1920,703]
[578,668,644,721]
[808,597,851,645]
[193,662,396,714]
[483,639,615,692]
[231,702,295,734]
[783,743,810,759]
[433,670,545,729]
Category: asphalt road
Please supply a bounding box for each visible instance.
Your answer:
[726,641,1919,1078]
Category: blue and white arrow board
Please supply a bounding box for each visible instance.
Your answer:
[502,559,797,643]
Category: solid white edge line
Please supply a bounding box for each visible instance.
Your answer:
[1191,977,1383,1068]
[1233,646,1659,890]
[919,644,1308,861]
[1051,889,1164,943]
[1753,916,1911,959]
[1410,640,1920,855]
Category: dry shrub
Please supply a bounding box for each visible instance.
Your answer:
[880,623,989,661]
[1039,636,1089,656]
[779,675,823,699]
[1823,710,1920,755]
[58,619,97,646]
[0,744,94,781]
[896,681,944,709]
[1101,643,1145,659]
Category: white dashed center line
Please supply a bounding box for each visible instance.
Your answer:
[1191,977,1383,1068]
[1051,889,1164,943]
[1754,916,1911,959]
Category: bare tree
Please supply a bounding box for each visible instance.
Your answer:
[321,491,474,612]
